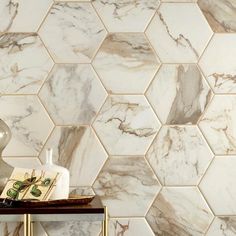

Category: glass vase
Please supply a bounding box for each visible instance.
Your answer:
[0,119,13,194]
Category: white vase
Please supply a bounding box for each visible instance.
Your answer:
[39,148,70,200]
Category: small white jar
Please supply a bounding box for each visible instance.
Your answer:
[39,148,70,200]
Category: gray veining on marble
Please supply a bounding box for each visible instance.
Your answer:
[39,64,107,125]
[0,33,53,94]
[39,2,107,63]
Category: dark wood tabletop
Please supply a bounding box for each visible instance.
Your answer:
[0,196,104,215]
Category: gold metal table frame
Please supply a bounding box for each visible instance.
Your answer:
[0,196,108,236]
[23,206,108,236]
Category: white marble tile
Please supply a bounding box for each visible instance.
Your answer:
[198,0,236,33]
[146,126,213,185]
[39,126,107,186]
[39,2,107,63]
[146,187,214,236]
[93,33,160,94]
[0,222,47,236]
[39,64,107,125]
[0,33,53,94]
[0,0,52,32]
[146,64,212,124]
[0,96,54,156]
[199,95,236,155]
[93,156,161,217]
[146,3,213,63]
[200,156,236,215]
[199,34,236,94]
[42,221,101,236]
[206,217,236,236]
[92,0,160,32]
[162,0,197,2]
[93,95,161,155]
[3,157,41,168]
[109,218,154,236]
[70,186,95,196]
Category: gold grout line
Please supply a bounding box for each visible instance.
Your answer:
[37,94,56,127]
[91,1,110,33]
[195,186,215,234]
[198,184,217,217]
[36,0,54,33]
[197,32,214,64]
[204,216,215,236]
[37,63,55,96]
[142,1,161,33]
[197,63,215,95]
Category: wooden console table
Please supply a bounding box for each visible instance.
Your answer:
[0,196,108,236]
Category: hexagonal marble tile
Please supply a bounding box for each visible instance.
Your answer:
[3,157,41,168]
[42,221,101,236]
[199,95,236,155]
[146,64,212,124]
[108,218,154,236]
[39,64,107,125]
[92,0,160,32]
[0,96,54,156]
[93,156,161,217]
[146,187,214,236]
[146,126,213,186]
[93,95,161,155]
[93,33,160,94]
[146,3,213,63]
[200,156,236,215]
[0,222,47,236]
[199,34,236,94]
[0,33,53,94]
[0,0,52,32]
[198,0,236,33]
[206,217,236,236]
[39,126,108,186]
[39,2,107,63]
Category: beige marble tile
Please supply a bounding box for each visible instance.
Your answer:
[39,2,107,63]
[206,217,236,236]
[109,218,154,236]
[146,64,212,124]
[93,33,160,94]
[198,0,236,33]
[93,156,161,217]
[146,187,214,236]
[162,0,197,2]
[200,156,236,215]
[92,0,160,32]
[199,95,236,155]
[0,96,54,156]
[199,34,236,94]
[147,126,213,185]
[39,64,107,125]
[39,126,107,186]
[146,3,213,63]
[0,0,52,32]
[0,33,53,94]
[93,95,161,155]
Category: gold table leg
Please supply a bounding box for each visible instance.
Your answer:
[103,206,108,236]
[24,214,32,236]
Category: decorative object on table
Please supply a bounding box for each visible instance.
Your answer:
[0,168,60,201]
[0,119,14,195]
[38,148,70,200]
[0,194,95,208]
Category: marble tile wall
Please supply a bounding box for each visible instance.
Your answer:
[0,0,235,235]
